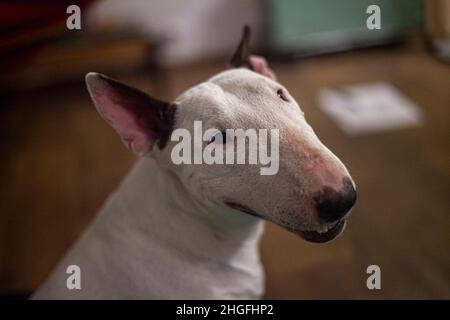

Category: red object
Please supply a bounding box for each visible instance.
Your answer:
[0,1,97,72]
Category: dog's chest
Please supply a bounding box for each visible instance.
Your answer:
[33,218,264,299]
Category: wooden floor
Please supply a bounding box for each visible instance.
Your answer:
[1,43,449,299]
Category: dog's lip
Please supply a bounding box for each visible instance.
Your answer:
[225,201,263,218]
[225,201,346,243]
[293,219,346,243]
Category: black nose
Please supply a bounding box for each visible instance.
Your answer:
[314,178,357,222]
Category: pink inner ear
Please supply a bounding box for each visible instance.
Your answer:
[100,97,152,155]
[249,56,277,80]
[89,79,155,155]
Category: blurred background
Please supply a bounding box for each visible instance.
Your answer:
[0,0,449,299]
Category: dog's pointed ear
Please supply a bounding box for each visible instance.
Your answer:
[230,25,253,70]
[85,73,176,155]
[230,26,277,80]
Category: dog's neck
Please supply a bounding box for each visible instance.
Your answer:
[33,158,265,299]
[99,157,264,262]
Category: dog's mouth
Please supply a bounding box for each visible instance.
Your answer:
[225,202,263,219]
[225,201,346,243]
[291,219,346,243]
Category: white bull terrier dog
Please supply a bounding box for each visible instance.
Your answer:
[33,27,356,299]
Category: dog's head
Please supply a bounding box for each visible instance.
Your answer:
[85,26,356,243]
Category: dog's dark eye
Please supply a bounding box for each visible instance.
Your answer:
[210,131,229,144]
[277,88,289,102]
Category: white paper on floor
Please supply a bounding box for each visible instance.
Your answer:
[318,82,423,136]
